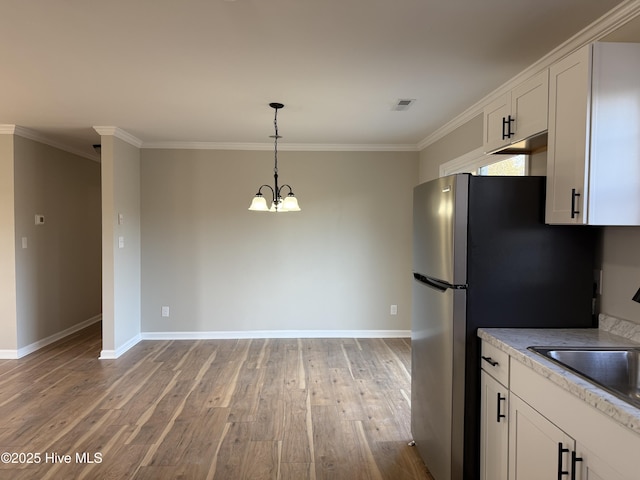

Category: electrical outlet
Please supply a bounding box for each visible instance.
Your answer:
[161,306,170,317]
[390,304,398,315]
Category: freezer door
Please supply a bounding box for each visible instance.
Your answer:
[411,276,467,480]
[413,174,469,286]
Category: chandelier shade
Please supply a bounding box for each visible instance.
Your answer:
[248,103,301,213]
[248,194,269,211]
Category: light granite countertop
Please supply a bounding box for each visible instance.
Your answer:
[478,317,640,435]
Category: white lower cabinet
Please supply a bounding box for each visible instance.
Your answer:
[575,442,626,480]
[508,393,574,480]
[510,358,638,480]
[480,370,509,480]
[508,393,626,480]
[479,340,640,480]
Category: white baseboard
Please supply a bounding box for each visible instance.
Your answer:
[99,333,142,359]
[0,314,103,359]
[141,330,411,340]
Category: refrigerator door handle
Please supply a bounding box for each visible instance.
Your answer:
[413,273,450,292]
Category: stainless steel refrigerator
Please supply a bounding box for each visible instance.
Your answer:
[411,174,598,480]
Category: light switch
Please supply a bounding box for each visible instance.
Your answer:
[35,214,45,225]
[118,213,124,225]
[118,236,124,248]
[21,237,28,249]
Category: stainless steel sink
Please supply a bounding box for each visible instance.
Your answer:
[528,346,640,408]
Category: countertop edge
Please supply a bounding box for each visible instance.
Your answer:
[478,327,640,435]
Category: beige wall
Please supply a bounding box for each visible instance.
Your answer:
[100,135,141,355]
[601,227,640,323]
[0,133,101,356]
[419,114,483,182]
[529,148,548,176]
[140,149,418,333]
[13,136,102,348]
[0,135,18,352]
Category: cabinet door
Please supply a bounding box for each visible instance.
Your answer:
[508,393,575,480]
[575,442,627,480]
[587,42,640,225]
[480,371,508,480]
[483,93,511,153]
[545,45,591,224]
[483,70,549,154]
[511,69,548,144]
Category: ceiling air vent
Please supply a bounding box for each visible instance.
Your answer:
[393,99,416,111]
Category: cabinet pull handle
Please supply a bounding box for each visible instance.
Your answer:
[570,451,583,480]
[557,443,570,479]
[570,188,581,219]
[501,115,515,140]
[496,392,506,423]
[481,356,499,367]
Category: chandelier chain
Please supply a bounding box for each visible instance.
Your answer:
[273,107,279,176]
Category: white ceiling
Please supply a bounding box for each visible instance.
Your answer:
[0,0,632,158]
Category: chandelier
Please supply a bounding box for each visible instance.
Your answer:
[248,103,301,213]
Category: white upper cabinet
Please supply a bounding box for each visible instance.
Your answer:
[546,42,640,225]
[483,70,549,153]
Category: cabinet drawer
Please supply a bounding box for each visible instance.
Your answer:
[481,341,509,387]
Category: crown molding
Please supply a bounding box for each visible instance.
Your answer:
[417,0,640,151]
[0,124,17,134]
[5,125,416,155]
[143,141,275,151]
[278,143,419,152]
[143,141,419,152]
[0,124,99,161]
[93,126,143,148]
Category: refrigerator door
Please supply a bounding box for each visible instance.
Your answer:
[412,275,467,480]
[413,174,469,286]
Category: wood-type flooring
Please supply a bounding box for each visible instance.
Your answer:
[0,323,433,479]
